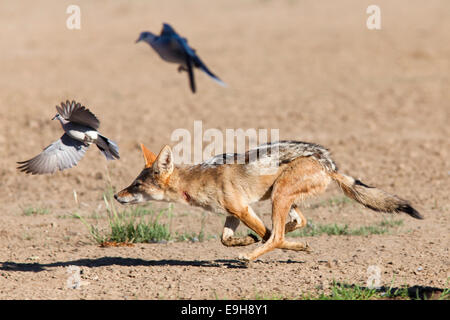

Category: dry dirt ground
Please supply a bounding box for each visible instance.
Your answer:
[0,0,449,299]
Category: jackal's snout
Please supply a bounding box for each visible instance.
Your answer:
[113,189,134,204]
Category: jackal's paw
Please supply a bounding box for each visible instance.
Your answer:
[237,253,251,267]
[285,221,305,233]
[304,241,313,254]
[238,253,249,261]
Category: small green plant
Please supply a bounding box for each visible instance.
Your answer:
[379,218,404,228]
[303,282,388,300]
[175,211,208,242]
[289,218,404,237]
[350,224,389,236]
[75,191,172,245]
[252,292,292,300]
[381,285,412,299]
[310,195,353,209]
[439,287,450,300]
[56,213,80,219]
[314,282,379,300]
[22,233,33,241]
[303,281,448,300]
[107,212,171,244]
[22,207,50,216]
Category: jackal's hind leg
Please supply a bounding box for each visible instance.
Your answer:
[221,215,259,247]
[259,205,307,244]
[241,157,326,262]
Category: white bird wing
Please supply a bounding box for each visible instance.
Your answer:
[17,133,88,175]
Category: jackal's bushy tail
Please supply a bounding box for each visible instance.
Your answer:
[330,172,423,219]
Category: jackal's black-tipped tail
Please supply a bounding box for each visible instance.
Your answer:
[396,203,423,219]
[330,172,423,219]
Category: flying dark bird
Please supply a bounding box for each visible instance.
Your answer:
[136,23,226,93]
[17,100,120,175]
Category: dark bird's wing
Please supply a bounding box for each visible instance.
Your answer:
[17,134,88,175]
[176,36,196,60]
[161,23,178,37]
[56,100,100,130]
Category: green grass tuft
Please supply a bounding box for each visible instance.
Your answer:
[75,191,172,245]
[316,282,379,300]
[175,211,208,242]
[22,207,50,216]
[303,281,449,300]
[310,195,353,209]
[289,218,404,237]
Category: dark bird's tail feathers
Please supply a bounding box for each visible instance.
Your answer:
[96,135,120,161]
[193,57,226,87]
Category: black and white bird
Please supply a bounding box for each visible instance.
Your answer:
[136,23,226,93]
[17,100,120,175]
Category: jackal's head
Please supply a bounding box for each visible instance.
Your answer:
[114,144,174,205]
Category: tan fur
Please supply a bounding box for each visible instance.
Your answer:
[115,141,422,264]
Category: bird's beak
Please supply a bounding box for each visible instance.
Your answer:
[52,115,57,120]
[135,37,141,43]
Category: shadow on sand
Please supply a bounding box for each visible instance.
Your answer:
[2,258,446,299]
[0,256,306,272]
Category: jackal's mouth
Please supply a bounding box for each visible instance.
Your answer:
[113,194,139,205]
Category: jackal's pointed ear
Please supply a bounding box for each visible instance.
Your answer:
[154,145,174,176]
[140,143,157,168]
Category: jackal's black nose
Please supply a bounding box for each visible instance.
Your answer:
[114,194,118,200]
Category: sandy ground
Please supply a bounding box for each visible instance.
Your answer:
[0,0,449,299]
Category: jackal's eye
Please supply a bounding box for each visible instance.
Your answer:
[133,181,142,187]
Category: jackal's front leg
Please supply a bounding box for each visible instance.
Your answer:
[222,205,307,247]
[221,215,259,247]
[224,205,272,245]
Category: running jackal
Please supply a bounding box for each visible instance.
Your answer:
[115,141,422,263]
